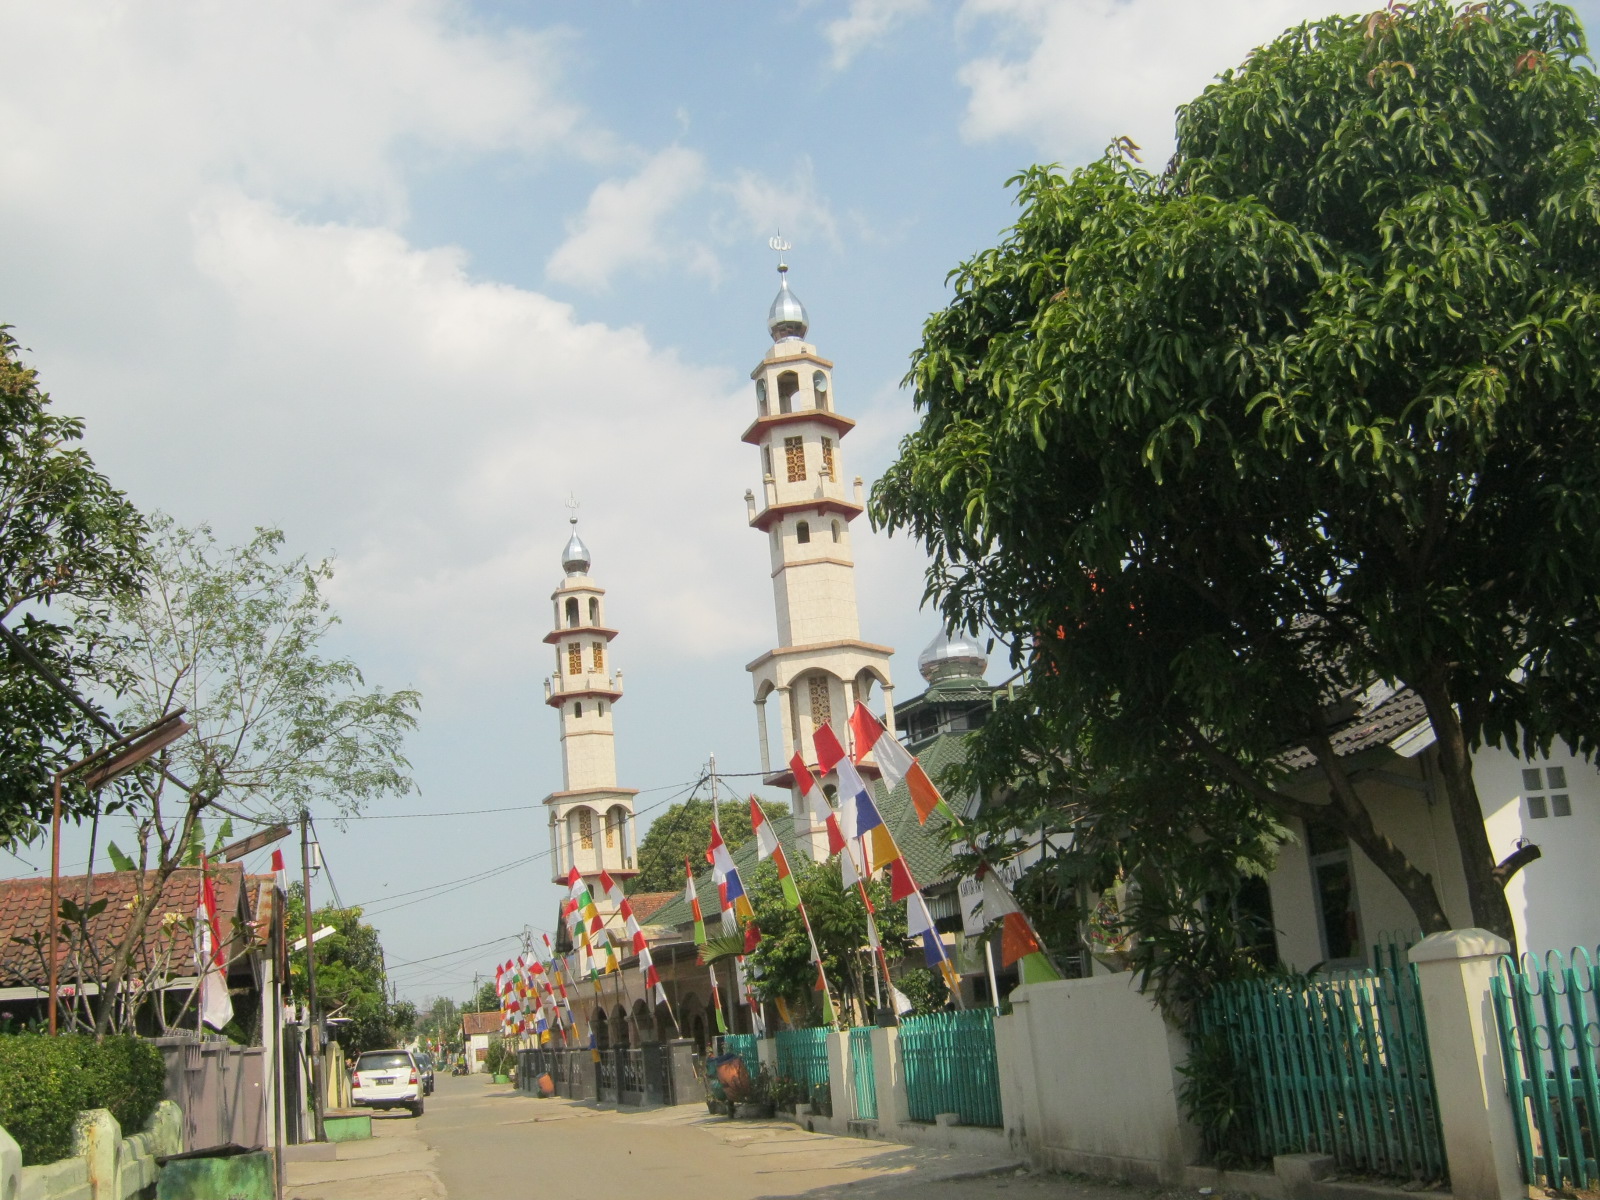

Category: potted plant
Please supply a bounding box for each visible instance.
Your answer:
[735,1065,776,1119]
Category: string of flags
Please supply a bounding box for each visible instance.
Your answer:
[481,689,1056,1041]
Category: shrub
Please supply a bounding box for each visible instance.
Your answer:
[483,1037,511,1077]
[0,1034,165,1165]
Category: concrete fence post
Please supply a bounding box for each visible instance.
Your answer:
[870,1026,909,1125]
[825,1031,848,1121]
[0,1123,19,1200]
[1408,929,1523,1200]
[757,1036,777,1074]
[72,1109,120,1200]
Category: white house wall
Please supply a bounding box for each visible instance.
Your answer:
[1268,740,1600,967]
[1473,741,1600,956]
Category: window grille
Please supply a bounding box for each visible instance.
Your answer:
[785,437,805,482]
[568,642,583,675]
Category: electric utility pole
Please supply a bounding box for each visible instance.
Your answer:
[301,809,325,1141]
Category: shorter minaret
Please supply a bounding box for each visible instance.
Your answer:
[543,518,638,933]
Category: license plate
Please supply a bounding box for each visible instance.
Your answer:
[374,1076,393,1085]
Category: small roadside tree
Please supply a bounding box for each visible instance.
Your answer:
[284,886,398,1055]
[68,518,420,1034]
[743,858,904,1026]
[628,796,758,894]
[0,327,146,847]
[874,0,1600,948]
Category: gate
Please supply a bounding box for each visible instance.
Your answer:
[1201,961,1445,1181]
[899,1008,1002,1127]
[1491,949,1600,1190]
[849,1027,878,1120]
[775,1028,830,1101]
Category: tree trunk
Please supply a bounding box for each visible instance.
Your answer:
[1413,676,1517,951]
[1306,742,1453,937]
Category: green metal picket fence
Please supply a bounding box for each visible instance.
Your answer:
[849,1027,878,1120]
[776,1027,831,1095]
[1490,949,1600,1191]
[899,1008,1003,1127]
[1201,965,1445,1182]
[719,1033,759,1066]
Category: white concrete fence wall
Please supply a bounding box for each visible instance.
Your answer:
[775,929,1529,1200]
[0,1102,182,1200]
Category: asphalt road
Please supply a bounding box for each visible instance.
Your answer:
[426,1072,1023,1199]
[291,1072,1229,1200]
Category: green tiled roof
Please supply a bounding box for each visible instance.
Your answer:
[644,735,969,932]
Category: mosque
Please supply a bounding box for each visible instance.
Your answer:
[536,251,999,1046]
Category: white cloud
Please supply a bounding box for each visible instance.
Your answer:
[956,0,1333,164]
[723,156,842,252]
[825,0,931,69]
[545,146,710,290]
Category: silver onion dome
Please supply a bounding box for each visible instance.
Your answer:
[561,522,592,576]
[767,267,809,341]
[918,628,988,684]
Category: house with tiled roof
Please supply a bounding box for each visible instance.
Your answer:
[1255,676,1600,968]
[0,862,275,1035]
[461,1008,501,1072]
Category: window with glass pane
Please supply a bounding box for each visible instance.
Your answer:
[1522,763,1572,820]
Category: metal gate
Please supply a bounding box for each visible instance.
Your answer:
[899,1008,1002,1127]
[1491,949,1600,1190]
[1201,962,1445,1181]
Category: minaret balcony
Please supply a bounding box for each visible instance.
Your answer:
[750,495,864,533]
[741,410,856,446]
[546,671,624,706]
[542,623,619,645]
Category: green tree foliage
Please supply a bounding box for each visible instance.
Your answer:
[0,328,146,847]
[68,519,420,1033]
[285,886,399,1055]
[744,857,905,1025]
[628,795,760,894]
[874,0,1600,948]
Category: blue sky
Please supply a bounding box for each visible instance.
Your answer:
[5,0,1598,1003]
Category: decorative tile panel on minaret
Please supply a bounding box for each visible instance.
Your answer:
[543,519,637,930]
[742,246,895,858]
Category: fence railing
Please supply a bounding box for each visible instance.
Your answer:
[899,1008,1003,1128]
[1491,949,1600,1191]
[775,1028,831,1100]
[719,1033,759,1065]
[849,1027,878,1121]
[1202,965,1445,1182]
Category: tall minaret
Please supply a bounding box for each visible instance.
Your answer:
[544,518,638,931]
[743,244,895,858]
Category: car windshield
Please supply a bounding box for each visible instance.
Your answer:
[416,1054,432,1068]
[356,1052,410,1071]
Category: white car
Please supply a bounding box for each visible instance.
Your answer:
[350,1049,425,1116]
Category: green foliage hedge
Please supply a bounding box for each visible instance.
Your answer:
[0,1034,165,1165]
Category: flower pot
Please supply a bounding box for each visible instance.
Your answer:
[493,1073,509,1084]
[734,1101,775,1119]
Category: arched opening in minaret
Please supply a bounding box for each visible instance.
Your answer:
[588,597,599,624]
[574,702,584,718]
[777,371,798,413]
[755,378,769,415]
[598,701,606,716]
[831,520,841,543]
[796,520,810,544]
[566,597,580,627]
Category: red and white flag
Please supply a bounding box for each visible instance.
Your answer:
[194,855,233,1031]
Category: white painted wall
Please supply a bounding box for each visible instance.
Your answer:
[1474,742,1600,956]
[1000,974,1198,1183]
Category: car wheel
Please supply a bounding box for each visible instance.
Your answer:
[410,1099,424,1117]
